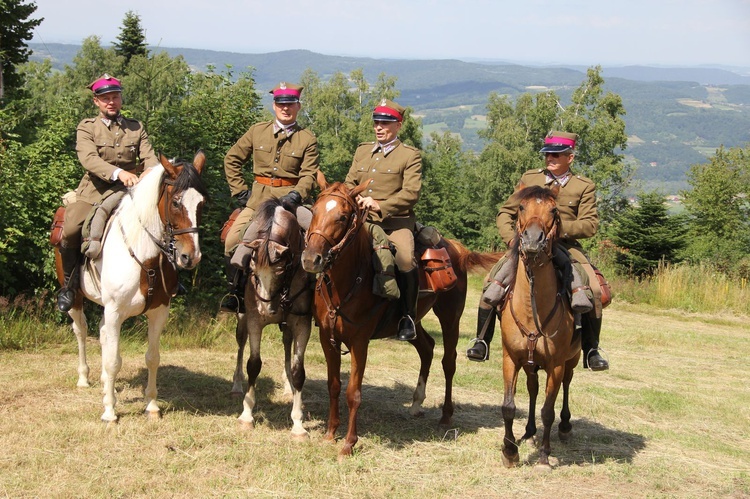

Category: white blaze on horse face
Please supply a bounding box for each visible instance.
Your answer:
[536,197,543,204]
[325,199,338,212]
[182,188,204,255]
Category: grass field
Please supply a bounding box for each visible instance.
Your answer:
[1,279,750,497]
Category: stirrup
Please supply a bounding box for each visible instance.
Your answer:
[585,347,609,371]
[466,338,489,362]
[219,293,244,314]
[396,315,416,341]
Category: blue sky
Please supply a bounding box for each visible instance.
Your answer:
[30,0,750,68]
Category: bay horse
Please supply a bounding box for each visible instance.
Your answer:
[230,198,313,439]
[55,151,207,422]
[301,177,500,459]
[497,184,580,470]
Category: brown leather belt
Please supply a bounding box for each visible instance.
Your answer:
[254,175,298,187]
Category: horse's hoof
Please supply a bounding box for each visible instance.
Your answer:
[77,379,90,388]
[291,431,310,442]
[230,390,244,398]
[501,451,518,468]
[559,429,572,442]
[238,419,254,430]
[534,463,553,473]
[145,410,161,421]
[409,407,425,418]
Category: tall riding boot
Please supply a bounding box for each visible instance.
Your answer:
[466,306,496,362]
[57,246,82,312]
[220,255,246,313]
[581,315,609,371]
[396,268,419,341]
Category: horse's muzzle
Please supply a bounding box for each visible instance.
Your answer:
[301,248,323,274]
[520,225,547,254]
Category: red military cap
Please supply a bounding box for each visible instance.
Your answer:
[372,98,405,122]
[269,82,303,103]
[88,74,123,95]
[540,130,578,153]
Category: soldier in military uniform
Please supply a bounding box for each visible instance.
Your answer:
[221,82,319,312]
[344,99,422,341]
[466,131,609,371]
[56,74,157,312]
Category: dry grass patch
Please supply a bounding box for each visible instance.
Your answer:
[2,286,750,496]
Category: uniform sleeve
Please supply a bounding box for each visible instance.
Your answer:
[224,128,253,196]
[378,147,422,219]
[76,121,117,183]
[294,133,319,201]
[560,180,599,240]
[496,191,521,247]
[138,126,158,168]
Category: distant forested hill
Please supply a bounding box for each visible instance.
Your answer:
[28,43,750,193]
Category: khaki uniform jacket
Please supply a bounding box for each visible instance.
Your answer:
[344,140,422,231]
[496,168,599,247]
[224,121,319,211]
[74,115,157,204]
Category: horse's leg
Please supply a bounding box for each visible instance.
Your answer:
[231,312,247,396]
[407,322,434,418]
[433,304,460,426]
[340,339,368,459]
[501,352,522,468]
[99,306,125,422]
[285,314,312,440]
[238,313,263,429]
[320,328,342,443]
[143,305,169,419]
[558,356,578,441]
[68,305,90,388]
[537,365,564,470]
[522,366,539,441]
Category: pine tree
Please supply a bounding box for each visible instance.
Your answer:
[610,191,687,276]
[113,11,148,65]
[0,0,43,102]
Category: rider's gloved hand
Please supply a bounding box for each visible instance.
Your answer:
[279,190,302,208]
[235,189,250,207]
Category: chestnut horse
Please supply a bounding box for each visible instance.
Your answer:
[55,151,207,422]
[301,178,500,459]
[497,184,580,470]
[230,198,313,439]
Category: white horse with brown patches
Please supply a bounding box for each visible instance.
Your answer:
[55,151,207,422]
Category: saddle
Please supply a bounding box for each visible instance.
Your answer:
[414,223,457,294]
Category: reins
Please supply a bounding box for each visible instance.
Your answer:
[119,171,200,314]
[510,215,566,367]
[306,190,384,355]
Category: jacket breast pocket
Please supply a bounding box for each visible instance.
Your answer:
[253,146,272,167]
[122,139,138,163]
[95,140,115,163]
[280,150,303,173]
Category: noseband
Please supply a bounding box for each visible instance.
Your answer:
[305,191,368,271]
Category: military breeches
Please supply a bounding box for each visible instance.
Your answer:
[61,201,93,249]
[385,227,416,272]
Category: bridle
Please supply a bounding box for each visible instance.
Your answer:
[305,189,384,354]
[508,207,567,367]
[120,170,201,313]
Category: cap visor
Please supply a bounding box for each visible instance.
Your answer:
[540,145,572,153]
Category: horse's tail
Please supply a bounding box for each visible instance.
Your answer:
[445,238,505,274]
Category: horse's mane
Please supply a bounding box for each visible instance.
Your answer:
[253,198,299,268]
[172,158,209,200]
[320,181,347,197]
[116,163,166,255]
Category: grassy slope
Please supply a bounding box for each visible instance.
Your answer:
[1,279,749,497]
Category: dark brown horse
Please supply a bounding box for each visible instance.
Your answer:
[497,184,579,470]
[231,198,313,439]
[301,177,500,459]
[55,151,208,422]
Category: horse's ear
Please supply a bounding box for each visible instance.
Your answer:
[316,169,328,191]
[516,181,527,193]
[549,181,561,198]
[192,150,206,176]
[350,179,372,198]
[160,153,179,180]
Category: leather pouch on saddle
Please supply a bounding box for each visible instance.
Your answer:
[419,247,457,293]
[594,266,612,308]
[49,206,66,247]
[221,208,242,245]
[367,223,400,300]
[82,191,126,258]
[230,218,261,270]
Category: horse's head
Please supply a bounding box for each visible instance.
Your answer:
[301,179,370,274]
[157,150,208,269]
[514,183,560,257]
[245,199,303,315]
